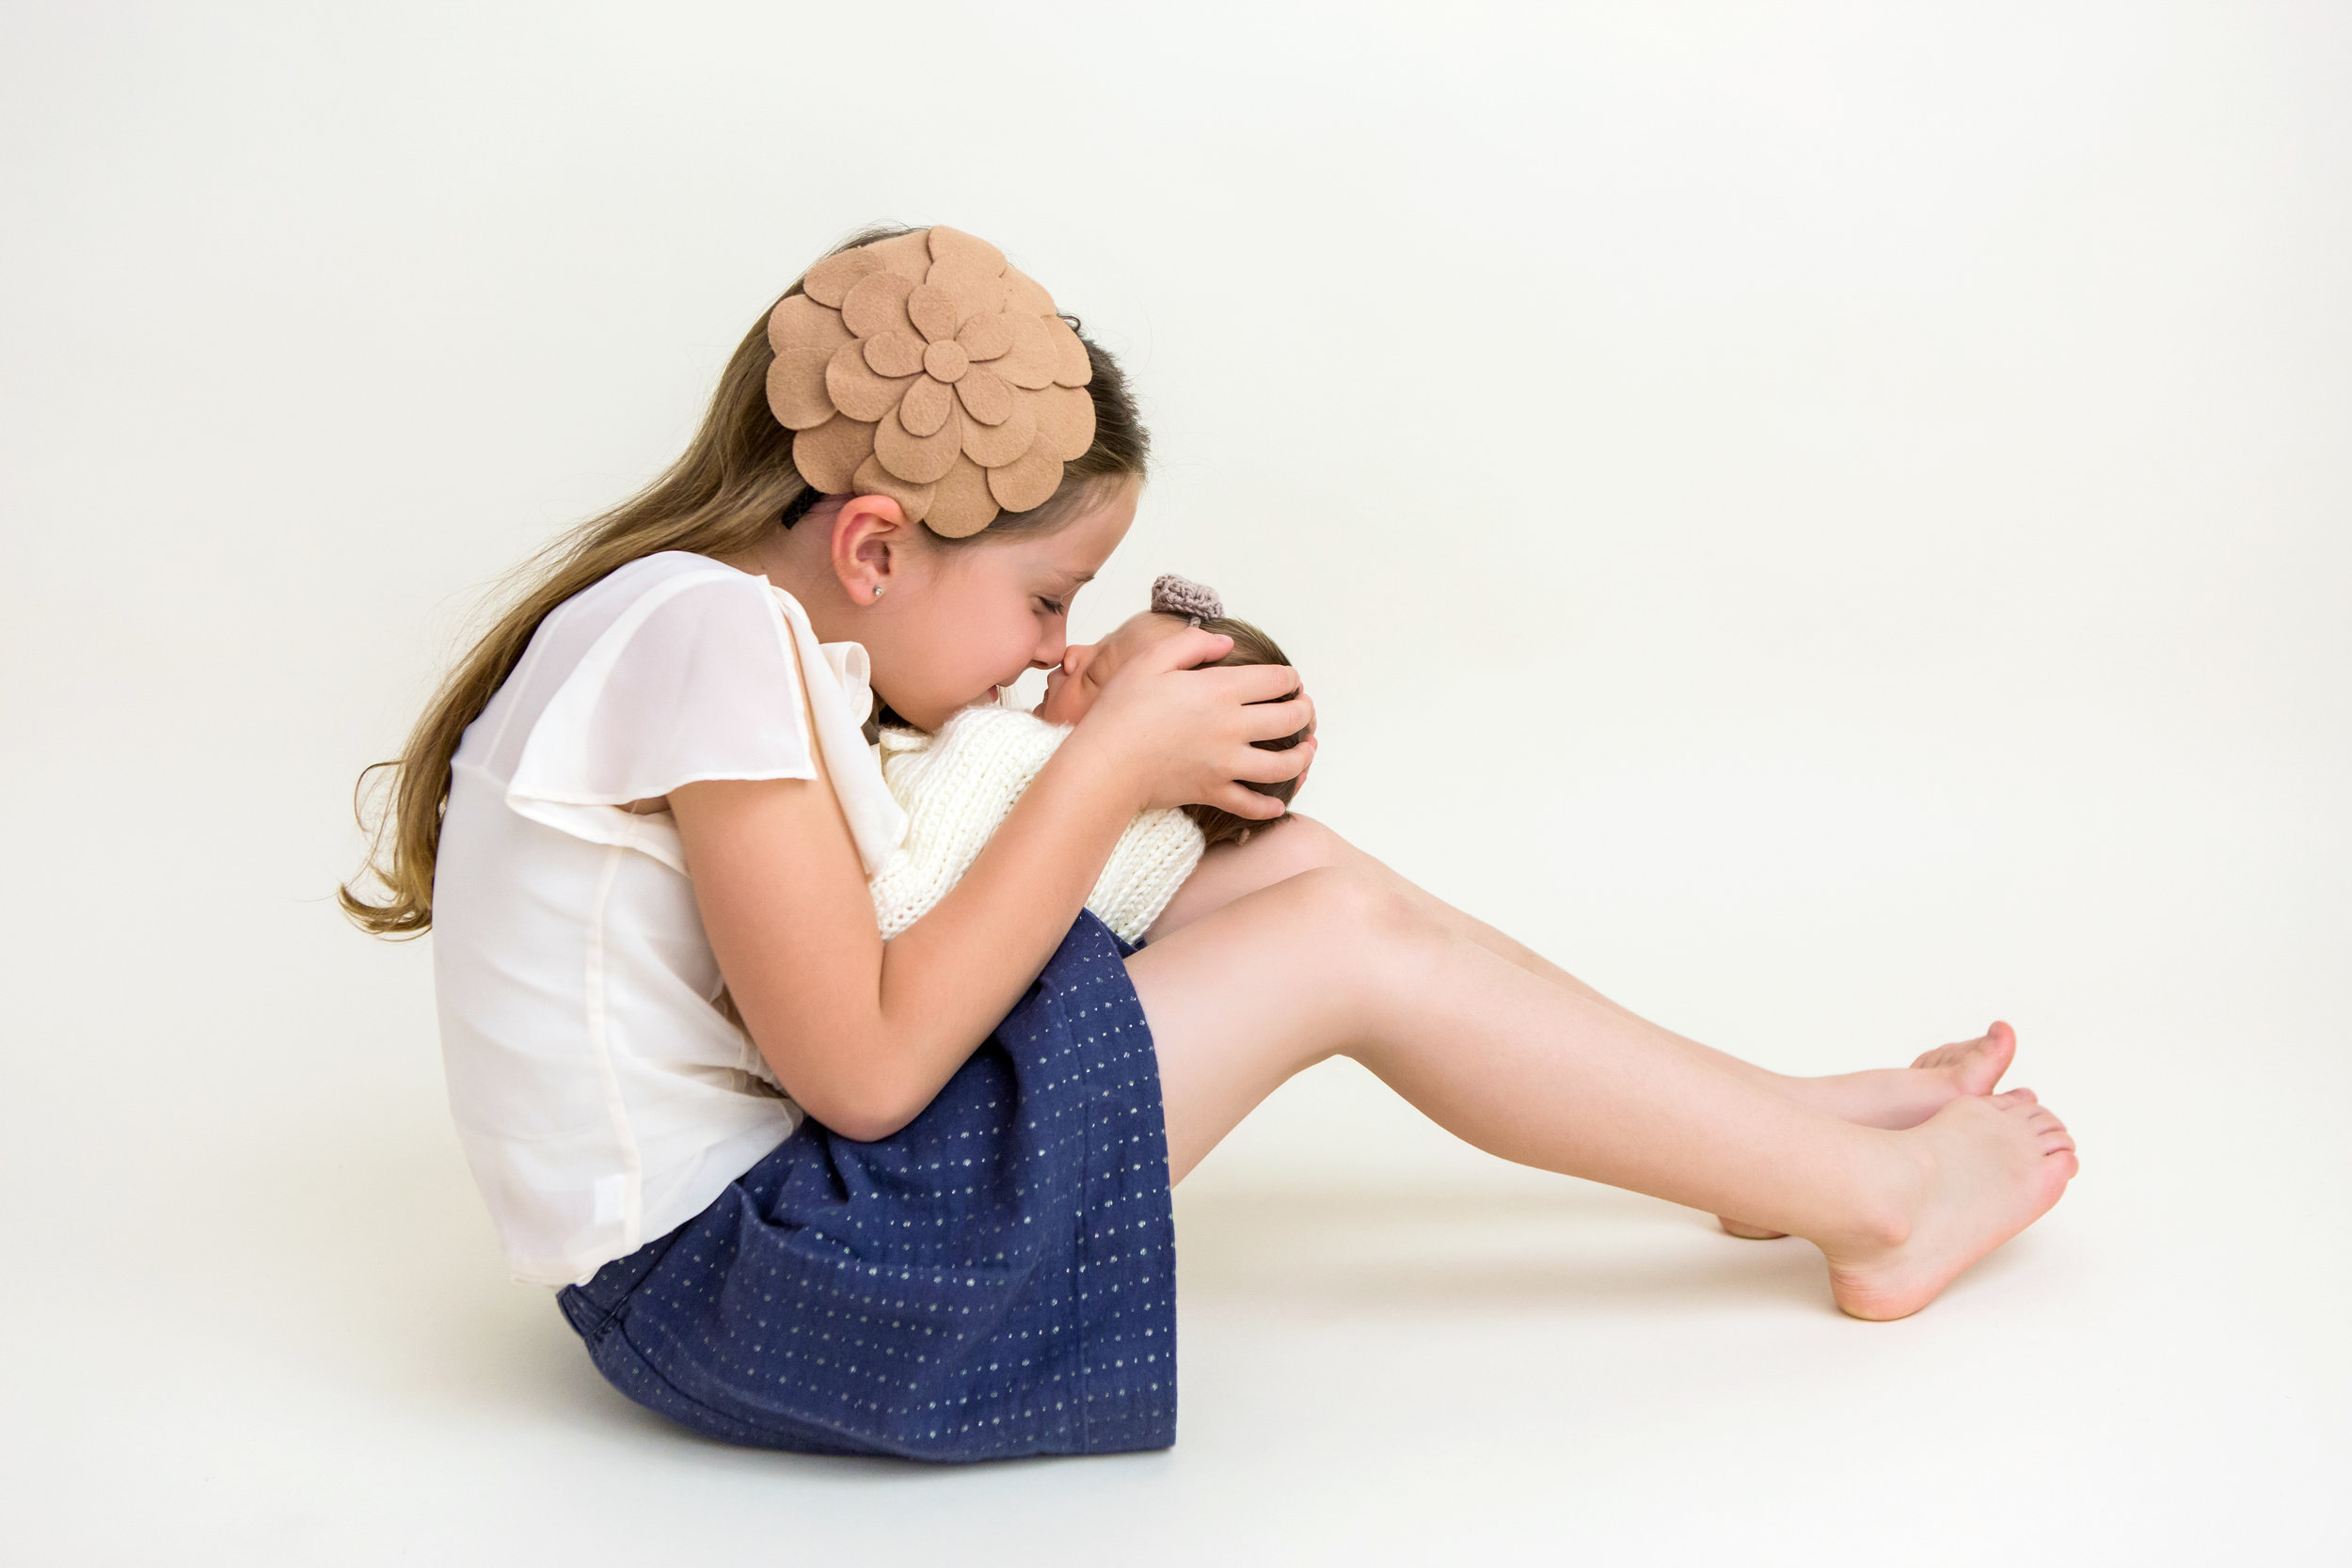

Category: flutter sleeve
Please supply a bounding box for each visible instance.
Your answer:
[500,566,904,876]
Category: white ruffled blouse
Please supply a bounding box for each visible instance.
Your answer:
[432,551,907,1286]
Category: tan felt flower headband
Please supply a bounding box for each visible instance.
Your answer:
[765,227,1096,538]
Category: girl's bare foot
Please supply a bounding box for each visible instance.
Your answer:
[1906,1020,2018,1101]
[1719,1022,2019,1239]
[1822,1088,2077,1321]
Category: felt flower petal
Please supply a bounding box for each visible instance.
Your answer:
[1001,266,1056,319]
[922,340,970,383]
[802,250,882,309]
[925,455,1000,538]
[1032,383,1097,462]
[851,452,934,524]
[926,226,1007,276]
[769,293,853,356]
[907,283,960,344]
[929,259,1008,325]
[865,230,936,284]
[1045,315,1093,388]
[993,313,1059,389]
[953,364,1012,425]
[792,414,878,494]
[772,230,1096,531]
[987,447,1064,513]
[959,393,1037,467]
[841,271,918,340]
[765,346,837,431]
[955,311,1012,363]
[876,404,964,483]
[863,329,926,378]
[899,374,954,437]
[826,341,915,422]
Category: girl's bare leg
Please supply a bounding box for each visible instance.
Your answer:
[1152,815,2012,1126]
[1127,865,2076,1321]
[1150,815,2019,1239]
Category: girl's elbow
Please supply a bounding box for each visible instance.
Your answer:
[742,1012,933,1142]
[778,1063,928,1144]
[819,1094,922,1145]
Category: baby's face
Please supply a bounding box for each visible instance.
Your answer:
[1037,612,1191,726]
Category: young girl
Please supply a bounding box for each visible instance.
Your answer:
[345,224,2075,1464]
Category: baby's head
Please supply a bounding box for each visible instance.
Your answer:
[1040,595,1311,848]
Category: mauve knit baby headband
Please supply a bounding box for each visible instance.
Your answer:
[765,227,1096,539]
[1150,575,1222,626]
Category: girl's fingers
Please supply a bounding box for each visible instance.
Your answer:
[1195,661,1305,704]
[1128,626,1236,676]
[1238,692,1313,742]
[1228,735,1315,784]
[1200,781,1293,820]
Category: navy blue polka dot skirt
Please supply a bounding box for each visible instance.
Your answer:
[557,910,1176,1463]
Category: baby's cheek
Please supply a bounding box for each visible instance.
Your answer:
[1038,685,1089,726]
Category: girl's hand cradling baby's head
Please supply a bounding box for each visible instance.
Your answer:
[1067,619,1314,821]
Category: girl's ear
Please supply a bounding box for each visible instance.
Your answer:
[828,493,913,604]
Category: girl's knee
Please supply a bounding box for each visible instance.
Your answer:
[1218,811,1344,882]
[1286,812,1368,872]
[1279,863,1434,950]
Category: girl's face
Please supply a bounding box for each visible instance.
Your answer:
[1039,612,1190,727]
[864,481,1139,732]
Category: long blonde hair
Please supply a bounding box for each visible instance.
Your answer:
[341,227,1150,936]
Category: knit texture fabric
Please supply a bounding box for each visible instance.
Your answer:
[871,704,1205,942]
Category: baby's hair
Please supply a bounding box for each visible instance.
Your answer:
[1172,614,1311,849]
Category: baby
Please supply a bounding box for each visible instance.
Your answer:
[869,576,1310,942]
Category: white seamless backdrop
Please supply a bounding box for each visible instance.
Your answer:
[3,3,2345,1563]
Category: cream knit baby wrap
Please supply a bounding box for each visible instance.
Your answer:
[869,703,1206,943]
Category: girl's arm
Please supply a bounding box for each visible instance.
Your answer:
[673,628,1314,1142]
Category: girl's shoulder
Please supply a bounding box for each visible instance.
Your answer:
[461,549,820,812]
[529,551,818,716]
[553,549,770,628]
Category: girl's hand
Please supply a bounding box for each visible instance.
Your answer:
[1072,627,1317,820]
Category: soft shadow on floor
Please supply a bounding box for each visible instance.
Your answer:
[196,1115,1179,1479]
[1171,1180,1834,1316]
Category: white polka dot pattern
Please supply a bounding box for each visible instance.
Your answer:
[558,911,1178,1460]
